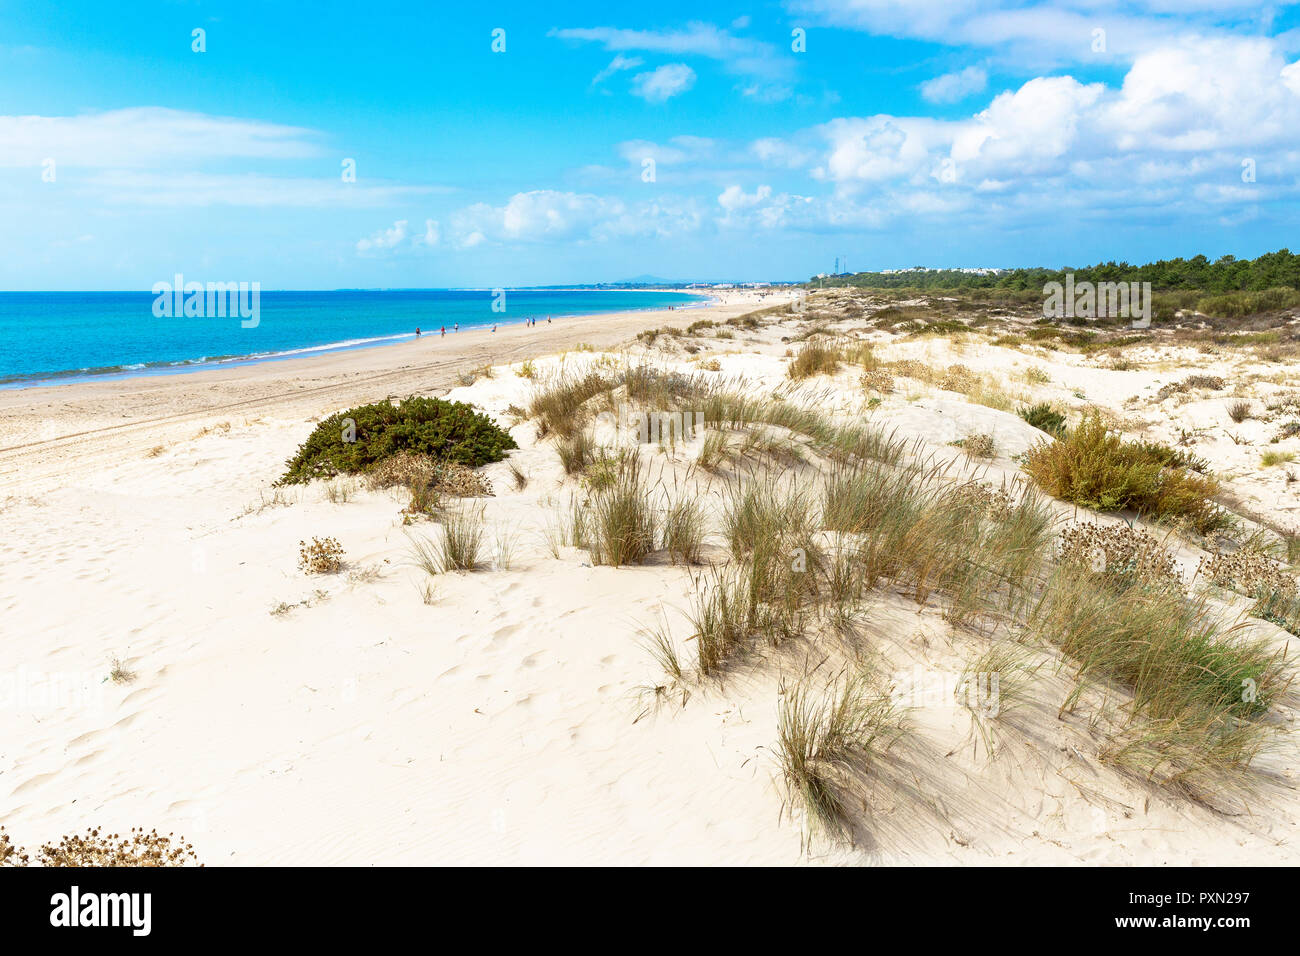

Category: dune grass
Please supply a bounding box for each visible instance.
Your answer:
[556,428,597,475]
[661,493,707,565]
[787,341,843,379]
[576,455,657,566]
[777,670,906,841]
[1025,564,1287,790]
[528,370,614,438]
[436,502,486,571]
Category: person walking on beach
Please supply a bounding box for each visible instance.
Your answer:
[454,323,459,333]
[440,325,445,337]
[415,327,421,337]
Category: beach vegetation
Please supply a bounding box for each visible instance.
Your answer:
[280,397,516,484]
[575,455,657,566]
[436,503,486,571]
[298,536,344,574]
[1018,402,1066,438]
[1022,412,1228,533]
[777,670,907,842]
[787,341,841,379]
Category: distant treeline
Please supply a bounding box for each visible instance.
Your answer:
[811,249,1300,294]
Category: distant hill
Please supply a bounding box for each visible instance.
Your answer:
[618,274,679,285]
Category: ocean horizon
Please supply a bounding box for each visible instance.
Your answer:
[0,288,708,388]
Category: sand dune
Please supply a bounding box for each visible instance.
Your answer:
[2,290,1296,865]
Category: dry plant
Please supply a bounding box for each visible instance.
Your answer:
[1,827,28,866]
[109,657,136,684]
[696,429,735,472]
[787,340,842,379]
[494,522,520,570]
[959,432,996,459]
[508,460,528,490]
[298,536,344,574]
[1058,521,1186,593]
[556,429,597,475]
[36,827,199,867]
[1024,565,1287,793]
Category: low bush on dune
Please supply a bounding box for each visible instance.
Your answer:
[279,397,516,484]
[1022,412,1228,534]
[1195,287,1300,319]
[1018,402,1066,438]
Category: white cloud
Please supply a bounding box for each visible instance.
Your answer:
[732,32,1300,236]
[815,116,949,186]
[919,66,988,103]
[356,217,441,256]
[0,107,319,167]
[950,75,1105,178]
[417,219,440,245]
[617,135,715,165]
[752,136,816,168]
[550,21,794,98]
[446,189,703,246]
[631,63,697,102]
[718,184,773,211]
[591,54,643,86]
[87,171,433,207]
[786,0,1295,68]
[1104,36,1300,151]
[356,220,410,255]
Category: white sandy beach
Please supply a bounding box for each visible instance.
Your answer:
[1,289,1297,866]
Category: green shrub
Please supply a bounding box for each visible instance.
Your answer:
[280,397,516,484]
[1195,287,1300,318]
[1022,412,1228,534]
[1018,402,1066,438]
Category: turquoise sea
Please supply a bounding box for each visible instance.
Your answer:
[0,289,707,388]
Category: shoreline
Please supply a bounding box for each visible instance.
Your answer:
[0,291,783,488]
[0,290,716,391]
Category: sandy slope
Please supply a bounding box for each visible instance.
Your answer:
[1,291,1296,865]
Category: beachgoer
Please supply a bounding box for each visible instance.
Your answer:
[415,327,421,337]
[440,326,446,337]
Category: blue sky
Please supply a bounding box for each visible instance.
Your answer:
[3,0,1300,289]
